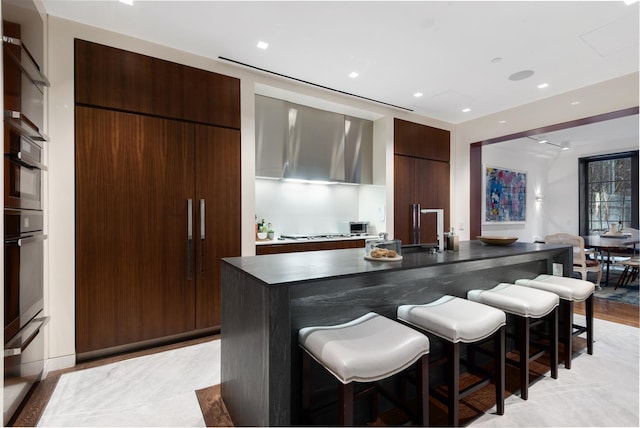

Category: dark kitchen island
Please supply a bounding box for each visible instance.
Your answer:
[220,240,572,426]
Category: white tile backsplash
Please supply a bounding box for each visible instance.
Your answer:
[255,179,386,236]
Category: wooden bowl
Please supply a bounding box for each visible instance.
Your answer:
[476,236,518,246]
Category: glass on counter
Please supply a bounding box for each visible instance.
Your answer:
[365,236,402,260]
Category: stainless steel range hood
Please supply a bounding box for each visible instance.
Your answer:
[255,95,372,184]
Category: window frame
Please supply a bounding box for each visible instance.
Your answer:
[579,150,639,235]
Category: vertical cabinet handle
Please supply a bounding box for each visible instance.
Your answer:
[411,203,421,244]
[416,203,421,244]
[200,199,206,279]
[187,199,193,280]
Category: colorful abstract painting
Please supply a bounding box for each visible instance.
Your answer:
[485,166,526,222]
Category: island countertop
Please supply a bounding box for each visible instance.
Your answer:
[220,240,572,426]
[225,240,563,286]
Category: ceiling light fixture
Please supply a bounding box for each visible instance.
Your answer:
[527,136,570,150]
[499,120,506,124]
[257,41,269,50]
[462,108,471,113]
[349,72,359,78]
[413,92,423,98]
[537,83,549,89]
[119,0,133,4]
[571,101,581,105]
[624,0,638,5]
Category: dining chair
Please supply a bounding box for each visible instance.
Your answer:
[545,233,602,289]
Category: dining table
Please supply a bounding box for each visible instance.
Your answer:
[583,231,639,285]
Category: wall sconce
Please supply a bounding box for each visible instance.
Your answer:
[536,193,545,203]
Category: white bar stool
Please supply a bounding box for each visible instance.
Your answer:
[299,312,430,426]
[467,283,559,400]
[397,296,506,427]
[516,274,594,369]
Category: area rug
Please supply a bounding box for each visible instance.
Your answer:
[594,266,639,306]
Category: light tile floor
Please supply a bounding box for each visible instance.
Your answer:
[38,340,220,427]
[37,315,639,427]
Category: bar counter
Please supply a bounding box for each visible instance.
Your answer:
[220,241,571,426]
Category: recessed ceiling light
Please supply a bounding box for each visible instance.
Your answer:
[119,0,133,4]
[349,71,359,78]
[498,120,506,124]
[509,70,535,81]
[462,108,471,113]
[537,83,549,89]
[413,92,423,98]
[571,101,581,105]
[257,41,269,50]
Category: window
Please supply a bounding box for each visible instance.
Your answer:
[579,151,639,234]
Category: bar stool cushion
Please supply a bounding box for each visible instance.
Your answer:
[515,274,594,302]
[299,312,430,384]
[397,295,506,343]
[468,283,559,318]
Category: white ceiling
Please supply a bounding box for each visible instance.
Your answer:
[41,0,639,124]
[493,113,639,158]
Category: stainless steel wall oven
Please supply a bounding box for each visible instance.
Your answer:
[3,210,47,425]
[3,14,50,425]
[5,134,44,210]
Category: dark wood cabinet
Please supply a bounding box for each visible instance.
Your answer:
[75,108,195,353]
[394,155,450,245]
[74,41,241,358]
[394,119,450,246]
[256,239,365,255]
[394,118,450,162]
[75,107,240,356]
[194,125,241,329]
[74,39,240,129]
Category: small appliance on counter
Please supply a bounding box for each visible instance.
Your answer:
[364,234,402,261]
[349,221,370,236]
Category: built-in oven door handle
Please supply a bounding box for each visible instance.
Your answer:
[17,234,47,247]
[16,151,48,171]
[200,199,205,279]
[187,199,193,280]
[4,316,50,357]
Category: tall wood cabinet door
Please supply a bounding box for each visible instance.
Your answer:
[194,125,241,329]
[75,107,196,355]
[394,155,416,245]
[414,158,450,244]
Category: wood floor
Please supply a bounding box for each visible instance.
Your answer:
[575,296,639,327]
[9,298,639,427]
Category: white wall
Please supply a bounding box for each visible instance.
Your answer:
[255,180,386,237]
[544,138,638,236]
[480,145,549,242]
[453,72,639,241]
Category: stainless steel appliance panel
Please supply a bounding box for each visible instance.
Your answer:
[4,134,45,210]
[255,95,288,178]
[3,314,47,425]
[4,209,45,342]
[344,115,373,184]
[285,103,345,181]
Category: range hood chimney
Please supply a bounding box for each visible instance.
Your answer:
[255,95,372,184]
